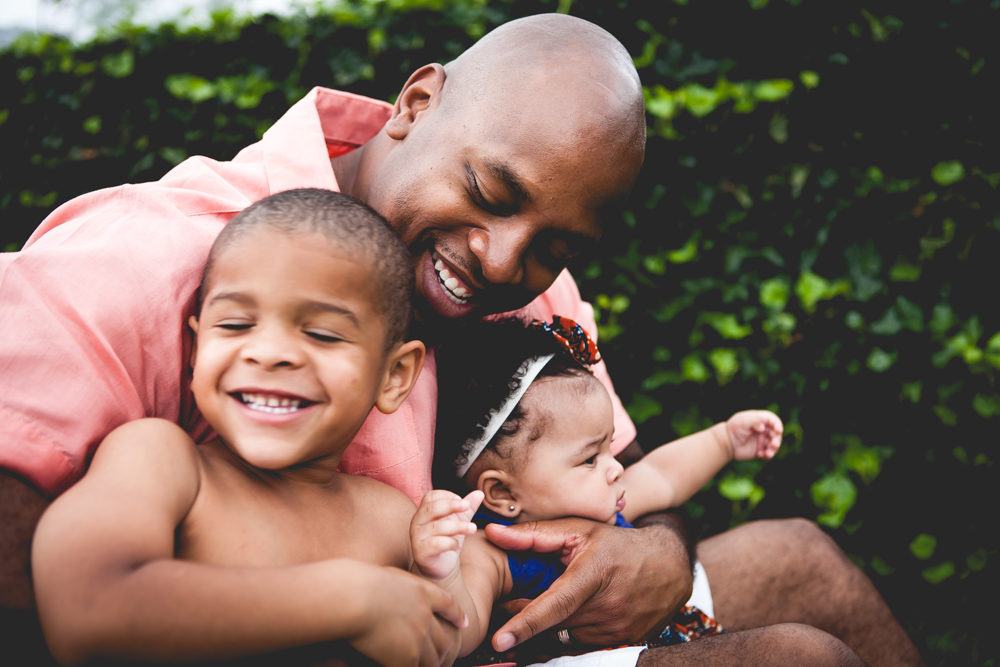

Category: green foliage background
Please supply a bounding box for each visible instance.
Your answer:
[2,1,997,664]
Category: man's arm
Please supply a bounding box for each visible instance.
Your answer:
[32,419,464,666]
[0,471,49,610]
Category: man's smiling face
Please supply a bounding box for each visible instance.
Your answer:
[338,21,646,326]
[370,95,637,323]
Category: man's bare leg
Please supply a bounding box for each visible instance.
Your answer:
[637,623,865,667]
[696,518,924,667]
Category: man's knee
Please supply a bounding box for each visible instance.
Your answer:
[764,623,868,667]
[0,471,49,610]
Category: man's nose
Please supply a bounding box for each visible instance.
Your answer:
[241,327,305,369]
[467,222,533,285]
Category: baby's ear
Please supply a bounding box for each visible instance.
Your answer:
[478,471,519,520]
[375,340,426,415]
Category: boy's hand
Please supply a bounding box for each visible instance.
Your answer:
[351,565,466,667]
[726,410,783,461]
[411,489,484,581]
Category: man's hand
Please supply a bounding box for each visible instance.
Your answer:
[410,489,483,582]
[483,516,692,651]
[351,565,467,667]
[725,410,783,461]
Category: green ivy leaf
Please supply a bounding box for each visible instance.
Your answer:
[921,561,955,584]
[100,49,134,78]
[708,348,739,385]
[866,348,898,373]
[626,393,662,425]
[931,160,966,186]
[900,381,922,404]
[973,394,1000,418]
[759,278,790,310]
[909,534,937,560]
[799,70,820,89]
[811,471,857,528]
[681,355,710,383]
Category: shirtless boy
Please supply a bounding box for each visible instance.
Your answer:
[30,189,464,665]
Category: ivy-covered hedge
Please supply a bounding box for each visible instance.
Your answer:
[2,1,997,664]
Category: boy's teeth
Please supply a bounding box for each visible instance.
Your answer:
[444,277,459,289]
[240,393,303,414]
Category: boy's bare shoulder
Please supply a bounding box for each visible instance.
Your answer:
[339,475,416,564]
[343,474,417,519]
[90,418,202,499]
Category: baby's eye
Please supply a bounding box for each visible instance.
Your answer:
[582,455,597,466]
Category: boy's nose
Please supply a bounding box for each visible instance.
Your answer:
[242,329,305,369]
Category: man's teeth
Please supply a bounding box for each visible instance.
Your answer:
[240,393,303,414]
[433,257,472,304]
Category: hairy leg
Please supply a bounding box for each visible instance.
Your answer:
[637,623,866,667]
[697,518,924,667]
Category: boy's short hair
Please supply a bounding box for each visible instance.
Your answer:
[199,188,414,347]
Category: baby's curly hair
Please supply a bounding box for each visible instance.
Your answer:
[433,317,599,490]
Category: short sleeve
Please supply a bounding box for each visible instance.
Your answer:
[0,185,225,495]
[513,270,637,455]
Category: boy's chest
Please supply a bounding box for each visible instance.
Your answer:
[176,476,405,569]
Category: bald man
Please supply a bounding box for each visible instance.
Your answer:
[0,13,921,667]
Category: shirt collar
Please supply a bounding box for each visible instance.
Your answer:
[261,87,393,196]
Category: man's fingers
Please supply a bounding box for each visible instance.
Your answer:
[484,517,593,555]
[492,565,600,650]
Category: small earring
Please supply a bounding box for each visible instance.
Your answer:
[508,505,516,512]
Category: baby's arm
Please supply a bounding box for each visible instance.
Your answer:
[32,418,463,666]
[620,410,782,523]
[411,490,508,657]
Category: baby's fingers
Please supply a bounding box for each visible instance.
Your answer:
[416,494,473,524]
[417,519,478,541]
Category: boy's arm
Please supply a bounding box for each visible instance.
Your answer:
[620,411,783,523]
[32,418,463,667]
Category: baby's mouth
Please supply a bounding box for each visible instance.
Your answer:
[234,392,313,415]
[433,252,475,305]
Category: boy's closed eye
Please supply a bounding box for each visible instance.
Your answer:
[218,320,253,331]
[305,329,343,343]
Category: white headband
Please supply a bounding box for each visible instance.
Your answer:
[455,353,555,479]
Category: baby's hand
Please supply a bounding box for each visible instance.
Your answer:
[411,489,484,582]
[726,410,783,461]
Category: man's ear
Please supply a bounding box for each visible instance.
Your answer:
[188,315,200,368]
[375,340,426,414]
[384,64,446,141]
[478,470,519,519]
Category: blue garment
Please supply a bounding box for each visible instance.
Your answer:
[473,512,633,599]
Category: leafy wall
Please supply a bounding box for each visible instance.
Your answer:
[1,1,997,664]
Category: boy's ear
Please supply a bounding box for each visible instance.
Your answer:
[188,315,200,368]
[384,64,446,141]
[478,470,519,520]
[375,340,426,415]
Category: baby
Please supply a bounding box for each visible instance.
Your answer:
[32,188,465,666]
[411,316,783,658]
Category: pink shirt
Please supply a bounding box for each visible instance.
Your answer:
[0,87,635,502]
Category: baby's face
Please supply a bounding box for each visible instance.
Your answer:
[507,375,625,524]
[190,229,391,471]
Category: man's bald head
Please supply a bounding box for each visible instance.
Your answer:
[440,14,646,161]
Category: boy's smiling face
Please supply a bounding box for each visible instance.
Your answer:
[190,228,392,472]
[500,375,625,525]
